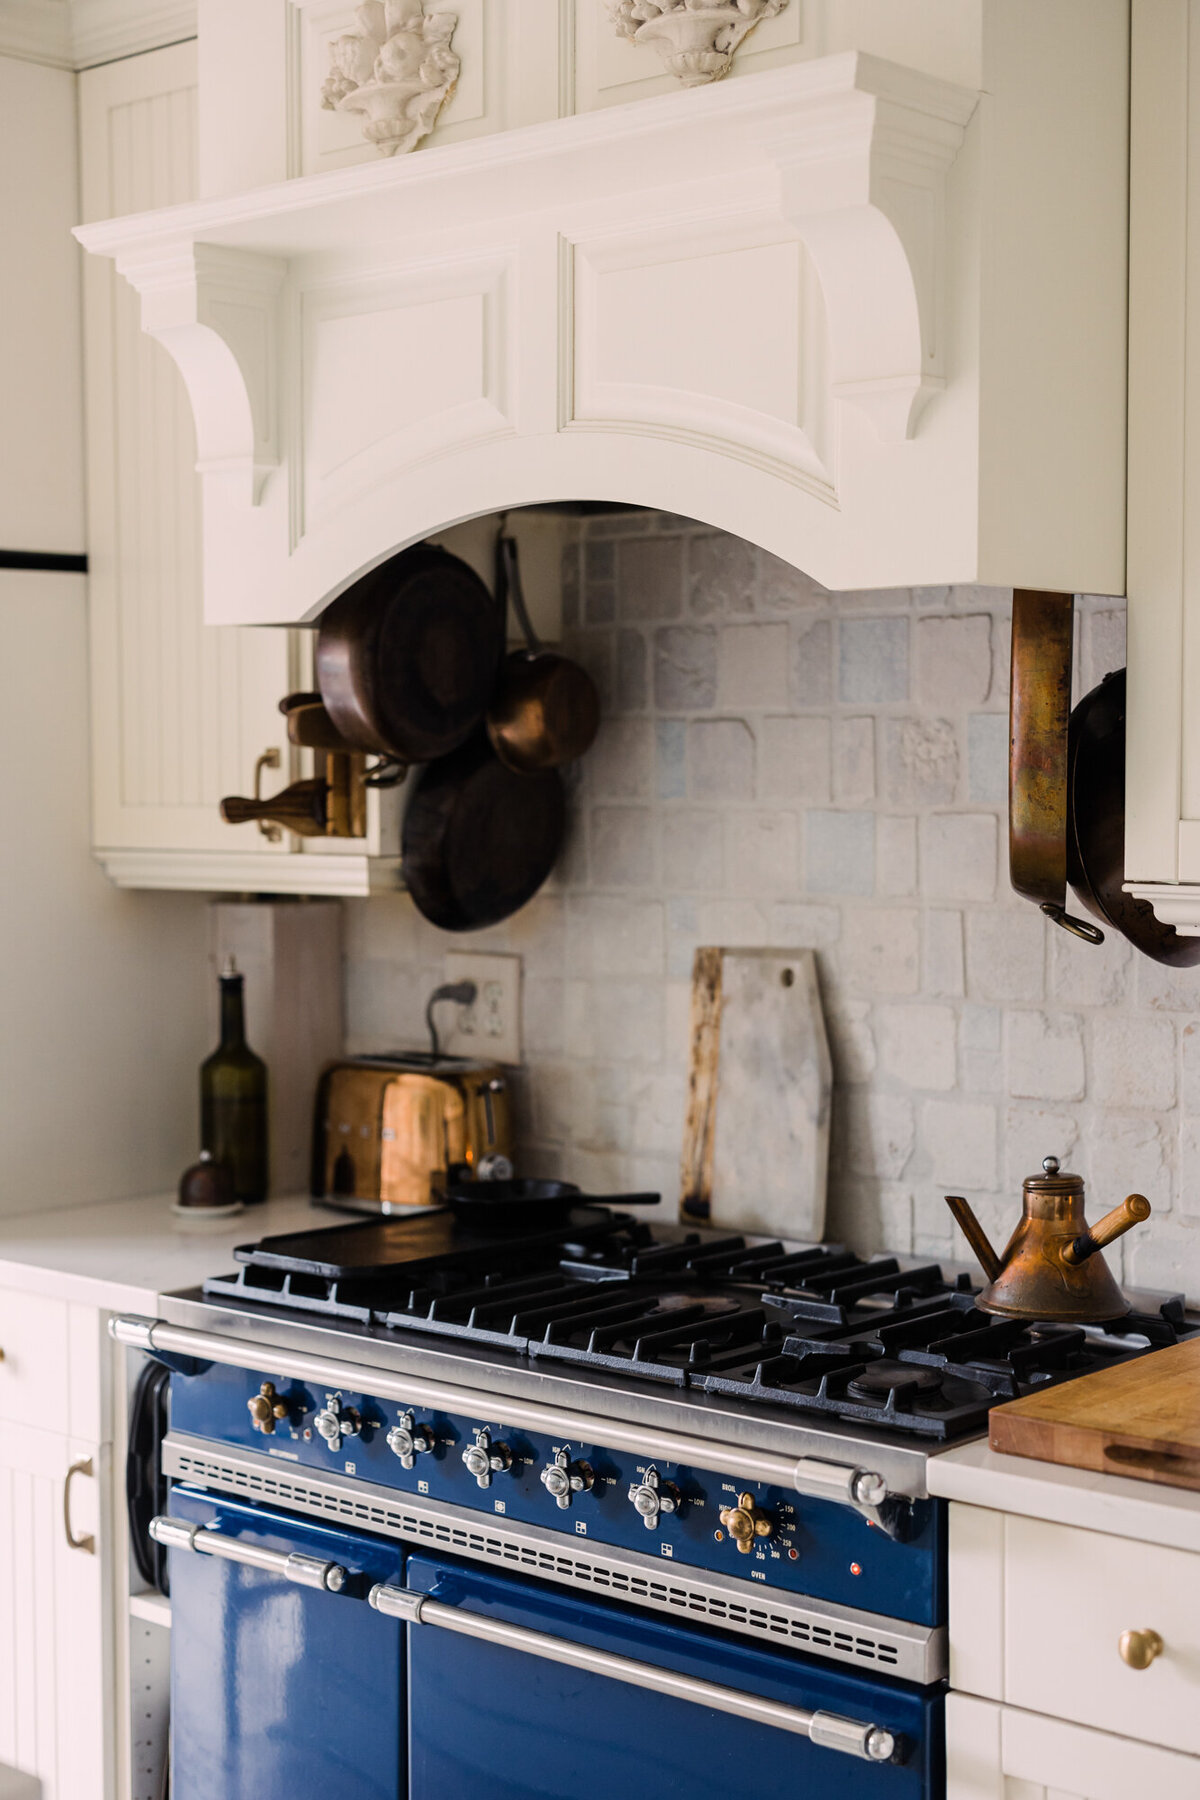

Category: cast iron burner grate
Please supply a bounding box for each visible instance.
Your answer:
[203,1215,1195,1442]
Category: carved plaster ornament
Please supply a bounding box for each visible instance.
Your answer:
[321,0,460,157]
[604,0,788,87]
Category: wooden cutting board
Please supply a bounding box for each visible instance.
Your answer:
[989,1337,1200,1491]
[679,947,830,1241]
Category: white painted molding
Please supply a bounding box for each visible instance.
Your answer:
[603,0,788,87]
[320,0,460,157]
[96,846,403,895]
[0,0,71,67]
[70,0,195,67]
[766,58,974,441]
[0,0,195,69]
[114,242,285,505]
[1124,883,1200,937]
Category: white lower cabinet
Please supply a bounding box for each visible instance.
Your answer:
[0,1427,109,1800]
[948,1694,1200,1800]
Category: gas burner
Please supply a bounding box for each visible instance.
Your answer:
[846,1363,943,1402]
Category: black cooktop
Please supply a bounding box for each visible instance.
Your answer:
[204,1211,1193,1443]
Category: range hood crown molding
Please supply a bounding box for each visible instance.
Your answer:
[75,33,1128,627]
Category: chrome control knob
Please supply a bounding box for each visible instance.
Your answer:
[462,1426,513,1489]
[539,1449,594,1510]
[246,1381,290,1436]
[313,1392,361,1454]
[627,1464,679,1530]
[386,1411,434,1469]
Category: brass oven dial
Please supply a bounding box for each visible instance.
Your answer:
[718,1493,775,1553]
[246,1381,289,1435]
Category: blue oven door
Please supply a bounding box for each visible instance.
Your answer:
[400,1552,941,1799]
[164,1486,406,1800]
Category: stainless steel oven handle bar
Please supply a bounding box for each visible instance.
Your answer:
[113,1316,906,1534]
[149,1514,347,1591]
[369,1583,897,1764]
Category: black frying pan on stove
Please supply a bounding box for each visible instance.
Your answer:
[439,1176,660,1223]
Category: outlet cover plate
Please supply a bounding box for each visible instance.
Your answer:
[441,952,522,1066]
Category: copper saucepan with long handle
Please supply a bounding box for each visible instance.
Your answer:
[486,534,600,773]
[1009,588,1103,944]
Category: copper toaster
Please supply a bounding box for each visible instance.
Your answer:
[311,1055,513,1213]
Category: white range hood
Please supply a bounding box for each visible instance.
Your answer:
[75,7,1128,627]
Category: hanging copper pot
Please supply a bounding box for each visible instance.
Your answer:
[486,534,600,774]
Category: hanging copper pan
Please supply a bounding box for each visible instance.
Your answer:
[486,533,600,773]
[401,731,565,932]
[1067,669,1200,968]
[1009,589,1103,943]
[316,543,502,765]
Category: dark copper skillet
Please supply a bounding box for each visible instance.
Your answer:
[1067,669,1200,967]
[316,543,502,764]
[401,731,565,931]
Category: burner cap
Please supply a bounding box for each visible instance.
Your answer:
[846,1361,944,1402]
[652,1294,740,1318]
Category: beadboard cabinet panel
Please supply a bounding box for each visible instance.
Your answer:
[79,43,294,877]
[79,43,398,892]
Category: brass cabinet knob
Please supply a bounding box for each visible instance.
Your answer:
[247,1381,288,1435]
[1119,1628,1164,1670]
[717,1492,775,1554]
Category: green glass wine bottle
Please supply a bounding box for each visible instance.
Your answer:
[201,956,268,1204]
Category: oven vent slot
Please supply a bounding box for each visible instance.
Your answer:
[166,1446,909,1676]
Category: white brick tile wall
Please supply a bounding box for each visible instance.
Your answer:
[343,520,1200,1286]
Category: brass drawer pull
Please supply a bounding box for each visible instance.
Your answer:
[64,1456,95,1554]
[1118,1628,1163,1670]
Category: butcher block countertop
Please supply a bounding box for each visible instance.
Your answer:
[928,1435,1200,1554]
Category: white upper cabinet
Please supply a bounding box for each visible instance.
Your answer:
[79,43,401,894]
[76,2,1130,630]
[1125,0,1200,936]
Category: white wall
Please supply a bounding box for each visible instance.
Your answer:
[0,572,210,1210]
[0,52,210,1215]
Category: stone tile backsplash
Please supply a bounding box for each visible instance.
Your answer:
[342,512,1200,1299]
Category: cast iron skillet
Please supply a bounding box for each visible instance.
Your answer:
[316,543,502,763]
[1067,668,1200,968]
[402,730,565,930]
[439,1176,660,1223]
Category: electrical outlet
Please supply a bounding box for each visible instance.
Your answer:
[441,953,522,1066]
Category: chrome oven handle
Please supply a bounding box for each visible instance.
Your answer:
[369,1585,898,1764]
[150,1515,347,1592]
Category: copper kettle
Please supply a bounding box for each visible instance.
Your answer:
[944,1157,1151,1323]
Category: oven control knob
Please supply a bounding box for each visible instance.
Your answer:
[314,1392,361,1454]
[246,1381,289,1435]
[627,1465,679,1530]
[386,1411,435,1470]
[718,1493,775,1554]
[540,1449,594,1509]
[462,1427,513,1489]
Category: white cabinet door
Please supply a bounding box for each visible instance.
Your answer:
[78,43,295,886]
[0,1428,109,1800]
[948,1695,1200,1800]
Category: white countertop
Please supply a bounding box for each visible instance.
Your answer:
[0,1191,328,1314]
[929,1435,1200,1554]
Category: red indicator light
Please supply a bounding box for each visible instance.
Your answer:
[787,1548,799,1561]
[850,1562,862,1576]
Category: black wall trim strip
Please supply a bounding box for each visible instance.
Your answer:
[0,551,88,573]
